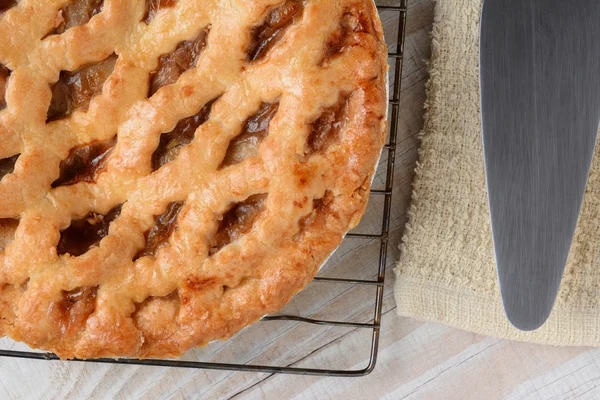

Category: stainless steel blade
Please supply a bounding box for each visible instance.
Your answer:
[480,0,600,330]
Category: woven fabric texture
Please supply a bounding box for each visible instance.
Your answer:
[394,0,600,345]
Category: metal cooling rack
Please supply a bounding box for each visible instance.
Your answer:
[0,0,407,377]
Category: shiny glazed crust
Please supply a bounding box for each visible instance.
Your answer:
[0,0,387,359]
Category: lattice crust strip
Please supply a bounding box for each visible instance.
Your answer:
[0,0,387,359]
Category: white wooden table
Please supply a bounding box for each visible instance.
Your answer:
[2,1,599,399]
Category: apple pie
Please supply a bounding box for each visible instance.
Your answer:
[0,0,388,359]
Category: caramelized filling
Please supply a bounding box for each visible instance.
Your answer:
[151,97,218,170]
[247,0,303,62]
[143,0,176,24]
[135,201,183,260]
[0,218,18,251]
[0,0,16,14]
[56,286,98,333]
[47,54,117,121]
[0,154,18,180]
[52,136,116,188]
[295,191,334,239]
[57,204,122,256]
[210,194,267,255]
[0,63,10,111]
[320,9,371,65]
[148,28,209,97]
[306,95,349,155]
[220,101,279,168]
[50,0,104,36]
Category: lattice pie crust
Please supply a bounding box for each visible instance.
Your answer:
[0,0,387,359]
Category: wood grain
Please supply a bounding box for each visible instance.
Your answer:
[1,1,598,399]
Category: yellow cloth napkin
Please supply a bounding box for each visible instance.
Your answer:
[394,0,600,345]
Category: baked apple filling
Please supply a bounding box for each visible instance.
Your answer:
[57,204,122,256]
[135,201,183,259]
[0,154,18,180]
[295,191,334,239]
[143,0,176,24]
[151,97,218,171]
[148,28,209,97]
[50,0,104,36]
[306,94,349,155]
[55,286,98,333]
[0,0,16,14]
[47,54,117,121]
[247,0,304,61]
[220,101,279,168]
[0,64,10,111]
[210,194,267,255]
[321,8,371,65]
[52,136,117,188]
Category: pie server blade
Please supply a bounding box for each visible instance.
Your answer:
[480,0,600,330]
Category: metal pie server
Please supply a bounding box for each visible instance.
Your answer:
[480,0,600,330]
